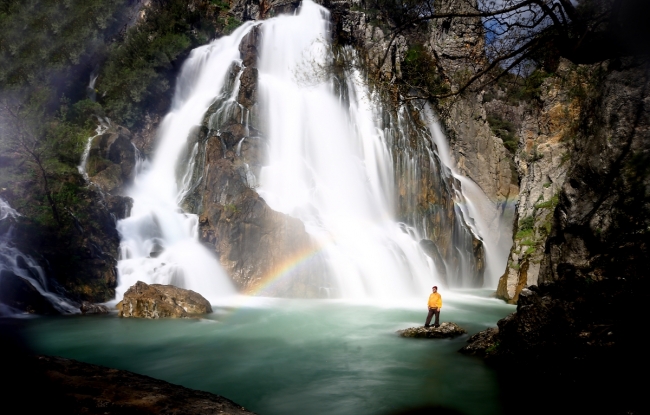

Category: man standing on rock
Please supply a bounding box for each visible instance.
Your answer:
[425,286,442,328]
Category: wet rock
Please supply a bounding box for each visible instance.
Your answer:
[239,25,260,68]
[79,301,109,315]
[397,322,467,339]
[237,67,258,109]
[117,281,212,318]
[0,270,58,315]
[459,327,499,356]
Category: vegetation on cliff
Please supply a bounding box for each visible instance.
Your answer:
[0,0,241,304]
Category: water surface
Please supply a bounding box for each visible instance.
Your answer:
[24,290,513,415]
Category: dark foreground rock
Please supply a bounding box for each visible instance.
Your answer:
[116,281,212,318]
[458,327,499,357]
[397,322,466,339]
[33,355,256,414]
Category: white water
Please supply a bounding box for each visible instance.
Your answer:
[113,25,265,302]
[78,119,110,180]
[256,2,438,298]
[115,0,510,302]
[0,197,78,315]
[424,107,513,287]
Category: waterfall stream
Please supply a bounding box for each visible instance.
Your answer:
[0,198,78,315]
[115,0,509,302]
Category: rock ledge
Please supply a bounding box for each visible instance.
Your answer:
[397,322,467,338]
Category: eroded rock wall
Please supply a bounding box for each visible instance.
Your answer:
[495,61,587,303]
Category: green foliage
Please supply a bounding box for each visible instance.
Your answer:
[490,69,553,105]
[97,0,234,127]
[534,195,559,210]
[223,17,243,35]
[487,114,517,153]
[0,0,130,99]
[400,43,449,98]
[224,203,240,214]
[519,215,535,231]
[486,341,500,354]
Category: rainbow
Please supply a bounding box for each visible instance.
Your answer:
[245,233,335,297]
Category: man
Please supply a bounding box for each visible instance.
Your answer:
[425,286,442,328]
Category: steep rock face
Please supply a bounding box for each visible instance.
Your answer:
[428,0,518,208]
[495,61,585,303]
[464,58,650,415]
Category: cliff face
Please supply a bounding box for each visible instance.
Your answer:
[463,58,650,415]
[494,61,587,303]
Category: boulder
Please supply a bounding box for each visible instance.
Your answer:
[458,327,499,356]
[397,322,467,339]
[79,301,109,315]
[116,281,212,319]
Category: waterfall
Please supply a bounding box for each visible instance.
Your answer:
[255,2,438,298]
[115,0,508,301]
[78,118,110,181]
[112,25,263,302]
[424,107,513,287]
[0,197,78,315]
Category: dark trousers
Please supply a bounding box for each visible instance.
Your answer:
[425,307,440,327]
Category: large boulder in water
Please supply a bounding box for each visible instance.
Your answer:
[116,281,212,318]
[397,322,467,339]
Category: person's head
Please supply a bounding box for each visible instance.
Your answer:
[432,286,438,293]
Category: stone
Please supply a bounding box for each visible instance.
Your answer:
[237,67,258,109]
[79,301,109,315]
[459,327,499,356]
[239,25,260,68]
[117,281,212,318]
[397,322,467,339]
[86,126,137,194]
[26,355,256,414]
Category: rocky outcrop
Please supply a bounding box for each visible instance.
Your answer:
[458,327,498,357]
[397,322,467,339]
[86,124,139,195]
[463,58,650,415]
[117,281,212,318]
[495,61,586,303]
[26,355,256,414]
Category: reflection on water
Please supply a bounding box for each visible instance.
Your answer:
[23,290,514,415]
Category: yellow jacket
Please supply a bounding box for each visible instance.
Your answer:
[428,292,442,309]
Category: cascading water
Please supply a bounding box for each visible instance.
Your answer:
[112,25,266,302]
[254,3,438,298]
[423,107,514,287]
[116,0,508,301]
[0,197,78,315]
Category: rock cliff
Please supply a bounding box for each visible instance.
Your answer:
[464,57,650,415]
